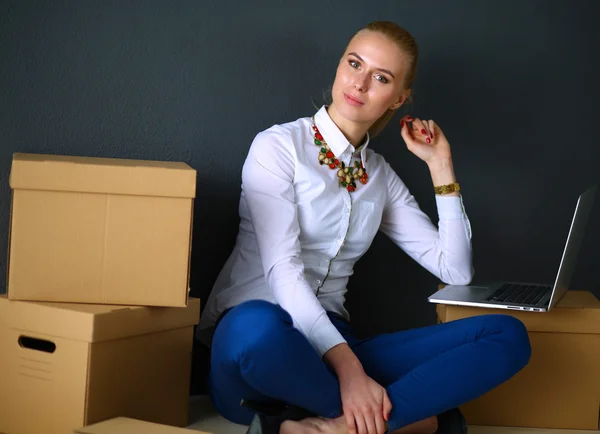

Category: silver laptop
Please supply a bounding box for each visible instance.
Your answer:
[428,185,596,312]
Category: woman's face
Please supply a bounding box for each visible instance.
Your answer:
[331,30,409,127]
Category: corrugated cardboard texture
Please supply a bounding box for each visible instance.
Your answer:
[7,153,196,307]
[0,296,201,434]
[436,291,600,430]
[10,153,197,198]
[74,417,211,434]
[460,333,599,429]
[85,327,194,427]
[0,326,90,433]
[0,296,201,342]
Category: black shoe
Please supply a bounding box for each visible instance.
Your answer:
[242,399,316,434]
[437,408,468,434]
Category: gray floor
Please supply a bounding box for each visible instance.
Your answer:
[187,395,246,433]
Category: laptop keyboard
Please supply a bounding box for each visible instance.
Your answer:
[485,283,552,305]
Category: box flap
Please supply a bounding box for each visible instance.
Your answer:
[436,290,600,334]
[74,417,211,433]
[0,295,201,342]
[9,153,196,198]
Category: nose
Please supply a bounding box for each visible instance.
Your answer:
[354,72,368,92]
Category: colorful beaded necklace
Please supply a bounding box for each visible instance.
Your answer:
[311,117,369,193]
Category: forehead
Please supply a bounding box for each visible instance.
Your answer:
[345,30,407,74]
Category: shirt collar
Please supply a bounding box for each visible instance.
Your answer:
[313,106,371,167]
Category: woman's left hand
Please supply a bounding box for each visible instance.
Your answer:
[400,115,452,164]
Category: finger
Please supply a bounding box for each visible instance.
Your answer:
[355,413,368,434]
[420,120,431,138]
[417,118,432,144]
[399,115,413,134]
[375,411,387,434]
[363,409,377,434]
[400,114,413,124]
[429,119,443,139]
[423,119,433,143]
[382,391,393,422]
[400,119,415,144]
[345,412,357,434]
[427,119,439,140]
[412,118,431,142]
[427,119,435,139]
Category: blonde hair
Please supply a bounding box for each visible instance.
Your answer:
[351,21,419,138]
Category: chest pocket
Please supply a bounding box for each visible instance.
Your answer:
[347,199,383,255]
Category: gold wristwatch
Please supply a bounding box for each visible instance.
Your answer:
[434,182,460,195]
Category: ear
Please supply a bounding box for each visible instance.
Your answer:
[390,89,411,110]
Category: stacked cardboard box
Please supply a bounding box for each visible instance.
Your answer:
[437,290,600,430]
[0,153,201,434]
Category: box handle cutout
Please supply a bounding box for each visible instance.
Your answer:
[18,336,56,353]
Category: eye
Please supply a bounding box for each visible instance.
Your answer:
[349,59,360,69]
[375,75,389,84]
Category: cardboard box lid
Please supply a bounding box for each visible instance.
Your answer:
[436,290,600,334]
[0,295,200,342]
[9,153,196,198]
[74,417,211,433]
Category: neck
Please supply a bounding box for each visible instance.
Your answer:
[326,104,370,146]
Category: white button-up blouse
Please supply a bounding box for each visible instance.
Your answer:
[197,105,473,356]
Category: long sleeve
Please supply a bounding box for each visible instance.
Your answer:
[379,161,474,285]
[241,129,346,356]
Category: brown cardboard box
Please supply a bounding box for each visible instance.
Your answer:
[7,153,196,307]
[0,295,201,434]
[74,417,211,434]
[436,290,600,430]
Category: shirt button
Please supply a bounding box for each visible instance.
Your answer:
[315,279,322,286]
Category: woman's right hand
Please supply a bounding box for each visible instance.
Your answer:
[339,368,392,434]
[324,344,392,434]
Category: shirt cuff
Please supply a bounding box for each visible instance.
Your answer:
[435,195,467,220]
[309,313,347,356]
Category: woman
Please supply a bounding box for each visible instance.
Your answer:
[196,21,531,434]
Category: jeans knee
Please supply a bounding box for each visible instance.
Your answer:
[213,300,292,361]
[493,314,532,373]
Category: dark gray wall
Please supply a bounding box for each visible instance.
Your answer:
[1,0,599,337]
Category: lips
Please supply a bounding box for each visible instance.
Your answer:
[343,93,364,106]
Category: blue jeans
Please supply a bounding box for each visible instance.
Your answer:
[208,300,531,431]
